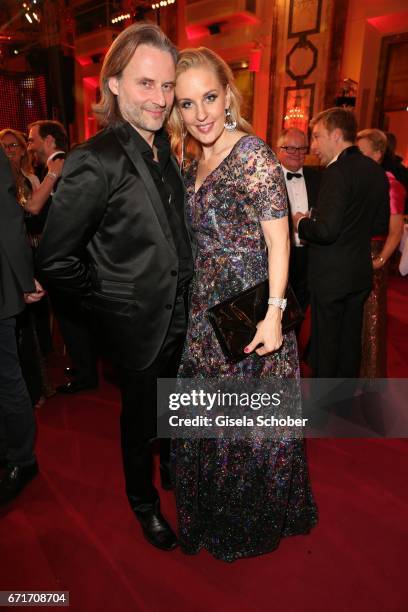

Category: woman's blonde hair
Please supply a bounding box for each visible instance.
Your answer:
[168,47,253,161]
[357,128,387,159]
[0,128,35,206]
[0,128,33,174]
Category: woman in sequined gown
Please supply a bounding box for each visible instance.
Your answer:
[357,129,405,377]
[168,48,317,562]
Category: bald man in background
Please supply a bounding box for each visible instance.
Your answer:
[276,128,321,327]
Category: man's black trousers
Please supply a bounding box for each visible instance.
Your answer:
[118,294,187,511]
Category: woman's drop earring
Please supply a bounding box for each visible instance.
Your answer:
[224,108,237,131]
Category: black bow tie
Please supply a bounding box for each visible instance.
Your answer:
[286,172,302,180]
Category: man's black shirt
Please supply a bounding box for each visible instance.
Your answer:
[125,123,193,290]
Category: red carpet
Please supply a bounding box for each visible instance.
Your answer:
[1,276,407,612]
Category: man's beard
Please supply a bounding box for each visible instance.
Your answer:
[120,101,169,133]
[33,150,46,167]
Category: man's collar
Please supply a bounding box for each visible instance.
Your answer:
[327,153,339,167]
[328,144,358,166]
[124,122,169,156]
[338,145,360,159]
[281,164,303,176]
[47,150,65,164]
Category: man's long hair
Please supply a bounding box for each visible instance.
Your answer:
[93,23,178,127]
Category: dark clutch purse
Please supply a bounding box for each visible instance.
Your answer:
[206,281,303,363]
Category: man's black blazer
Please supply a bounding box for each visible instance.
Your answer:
[37,122,191,370]
[0,149,35,319]
[298,146,389,295]
[50,152,66,161]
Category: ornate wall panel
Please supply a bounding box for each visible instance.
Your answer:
[267,0,346,149]
[288,0,322,37]
[283,0,322,130]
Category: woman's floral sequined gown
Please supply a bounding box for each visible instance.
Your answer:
[172,136,317,562]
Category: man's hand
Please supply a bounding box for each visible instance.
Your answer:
[293,211,308,232]
[372,257,385,270]
[24,279,45,304]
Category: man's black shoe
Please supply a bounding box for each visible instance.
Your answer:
[64,367,78,378]
[133,500,178,551]
[57,380,98,394]
[160,465,173,491]
[0,462,39,504]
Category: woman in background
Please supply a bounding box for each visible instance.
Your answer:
[0,128,63,222]
[357,128,405,377]
[169,48,317,562]
[0,128,40,194]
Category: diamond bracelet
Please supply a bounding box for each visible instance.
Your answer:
[267,297,287,311]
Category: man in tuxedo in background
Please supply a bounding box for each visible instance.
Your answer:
[28,120,99,394]
[28,120,67,168]
[37,24,194,551]
[294,108,389,378]
[0,148,45,504]
[276,128,321,316]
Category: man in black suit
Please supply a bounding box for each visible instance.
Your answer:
[294,107,389,377]
[27,120,67,168]
[37,24,193,551]
[0,148,45,504]
[28,120,98,394]
[276,128,321,315]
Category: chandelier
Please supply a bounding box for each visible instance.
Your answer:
[151,0,176,9]
[284,106,305,122]
[22,0,41,24]
[283,92,308,132]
